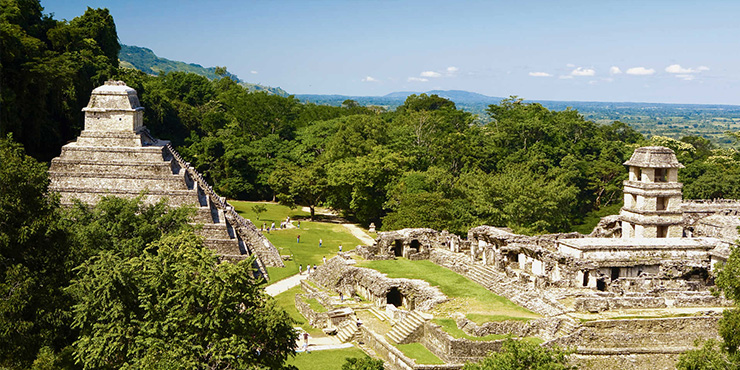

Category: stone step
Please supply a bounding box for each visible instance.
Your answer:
[337,322,359,343]
[369,308,390,322]
[203,238,242,255]
[53,187,200,207]
[193,222,232,239]
[59,145,168,162]
[49,172,189,191]
[50,158,177,176]
[386,311,427,344]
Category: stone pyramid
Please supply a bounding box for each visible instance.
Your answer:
[49,81,283,278]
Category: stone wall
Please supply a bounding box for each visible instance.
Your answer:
[294,294,329,328]
[546,316,721,352]
[420,322,504,364]
[309,257,447,311]
[359,326,463,370]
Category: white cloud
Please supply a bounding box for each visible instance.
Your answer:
[675,74,695,81]
[566,63,576,68]
[250,70,258,74]
[529,72,551,77]
[446,66,459,73]
[665,64,694,74]
[609,66,622,75]
[697,66,710,72]
[420,71,442,78]
[361,76,378,82]
[571,67,596,76]
[407,77,429,82]
[626,67,655,75]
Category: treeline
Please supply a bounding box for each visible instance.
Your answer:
[5,0,740,236]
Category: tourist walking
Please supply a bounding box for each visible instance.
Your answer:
[297,234,300,243]
[323,256,326,264]
[319,238,323,247]
[299,264,302,275]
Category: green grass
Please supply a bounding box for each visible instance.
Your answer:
[307,298,327,313]
[466,313,535,324]
[359,259,539,319]
[395,343,444,365]
[286,347,369,370]
[433,319,543,344]
[231,201,364,282]
[433,319,509,341]
[273,285,323,336]
[570,203,623,234]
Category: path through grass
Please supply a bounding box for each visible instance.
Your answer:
[231,201,364,282]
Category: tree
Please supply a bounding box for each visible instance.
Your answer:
[269,161,328,220]
[342,357,385,370]
[0,135,73,369]
[463,338,575,370]
[252,204,267,220]
[68,232,297,370]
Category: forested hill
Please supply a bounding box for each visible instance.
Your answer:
[119,44,289,96]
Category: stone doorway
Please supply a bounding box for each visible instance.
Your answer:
[393,240,403,257]
[387,287,403,307]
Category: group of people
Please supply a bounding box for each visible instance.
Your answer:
[261,217,299,232]
[298,263,319,275]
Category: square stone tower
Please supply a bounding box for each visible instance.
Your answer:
[620,146,684,238]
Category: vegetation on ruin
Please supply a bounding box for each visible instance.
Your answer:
[340,357,385,370]
[0,135,298,369]
[395,343,445,364]
[360,259,539,320]
[462,338,575,370]
[677,246,740,369]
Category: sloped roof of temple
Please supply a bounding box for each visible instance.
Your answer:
[623,146,684,168]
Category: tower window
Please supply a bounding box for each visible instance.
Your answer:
[656,197,667,211]
[657,225,668,238]
[655,168,666,182]
[636,168,642,181]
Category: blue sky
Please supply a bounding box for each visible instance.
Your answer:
[43,0,739,104]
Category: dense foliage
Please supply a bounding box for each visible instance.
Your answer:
[1,0,119,161]
[0,134,298,369]
[462,338,575,370]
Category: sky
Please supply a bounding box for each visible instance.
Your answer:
[42,0,740,105]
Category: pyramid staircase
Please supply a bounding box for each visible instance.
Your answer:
[386,311,427,344]
[48,81,283,279]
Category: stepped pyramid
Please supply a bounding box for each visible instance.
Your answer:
[49,81,283,278]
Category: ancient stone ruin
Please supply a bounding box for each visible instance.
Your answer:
[48,81,283,277]
[297,146,735,370]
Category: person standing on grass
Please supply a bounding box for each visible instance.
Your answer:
[299,264,302,275]
[338,244,342,252]
[323,256,326,264]
[297,234,300,243]
[319,238,322,247]
[307,265,312,274]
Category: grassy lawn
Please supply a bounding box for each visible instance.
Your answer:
[231,201,364,282]
[466,313,534,324]
[433,319,543,344]
[307,298,327,313]
[359,259,539,319]
[395,343,444,365]
[286,347,369,370]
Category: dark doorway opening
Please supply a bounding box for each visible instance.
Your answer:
[611,267,620,281]
[596,279,606,291]
[582,271,590,287]
[393,240,403,257]
[410,239,421,252]
[387,287,403,307]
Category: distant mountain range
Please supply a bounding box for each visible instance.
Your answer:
[118,44,289,96]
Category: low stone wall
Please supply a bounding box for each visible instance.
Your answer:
[673,295,734,307]
[421,322,504,364]
[574,296,667,313]
[359,326,463,370]
[546,316,721,352]
[294,294,329,328]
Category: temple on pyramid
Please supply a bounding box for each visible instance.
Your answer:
[49,81,283,278]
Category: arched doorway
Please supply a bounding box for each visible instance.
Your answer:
[387,287,403,307]
[393,240,403,257]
